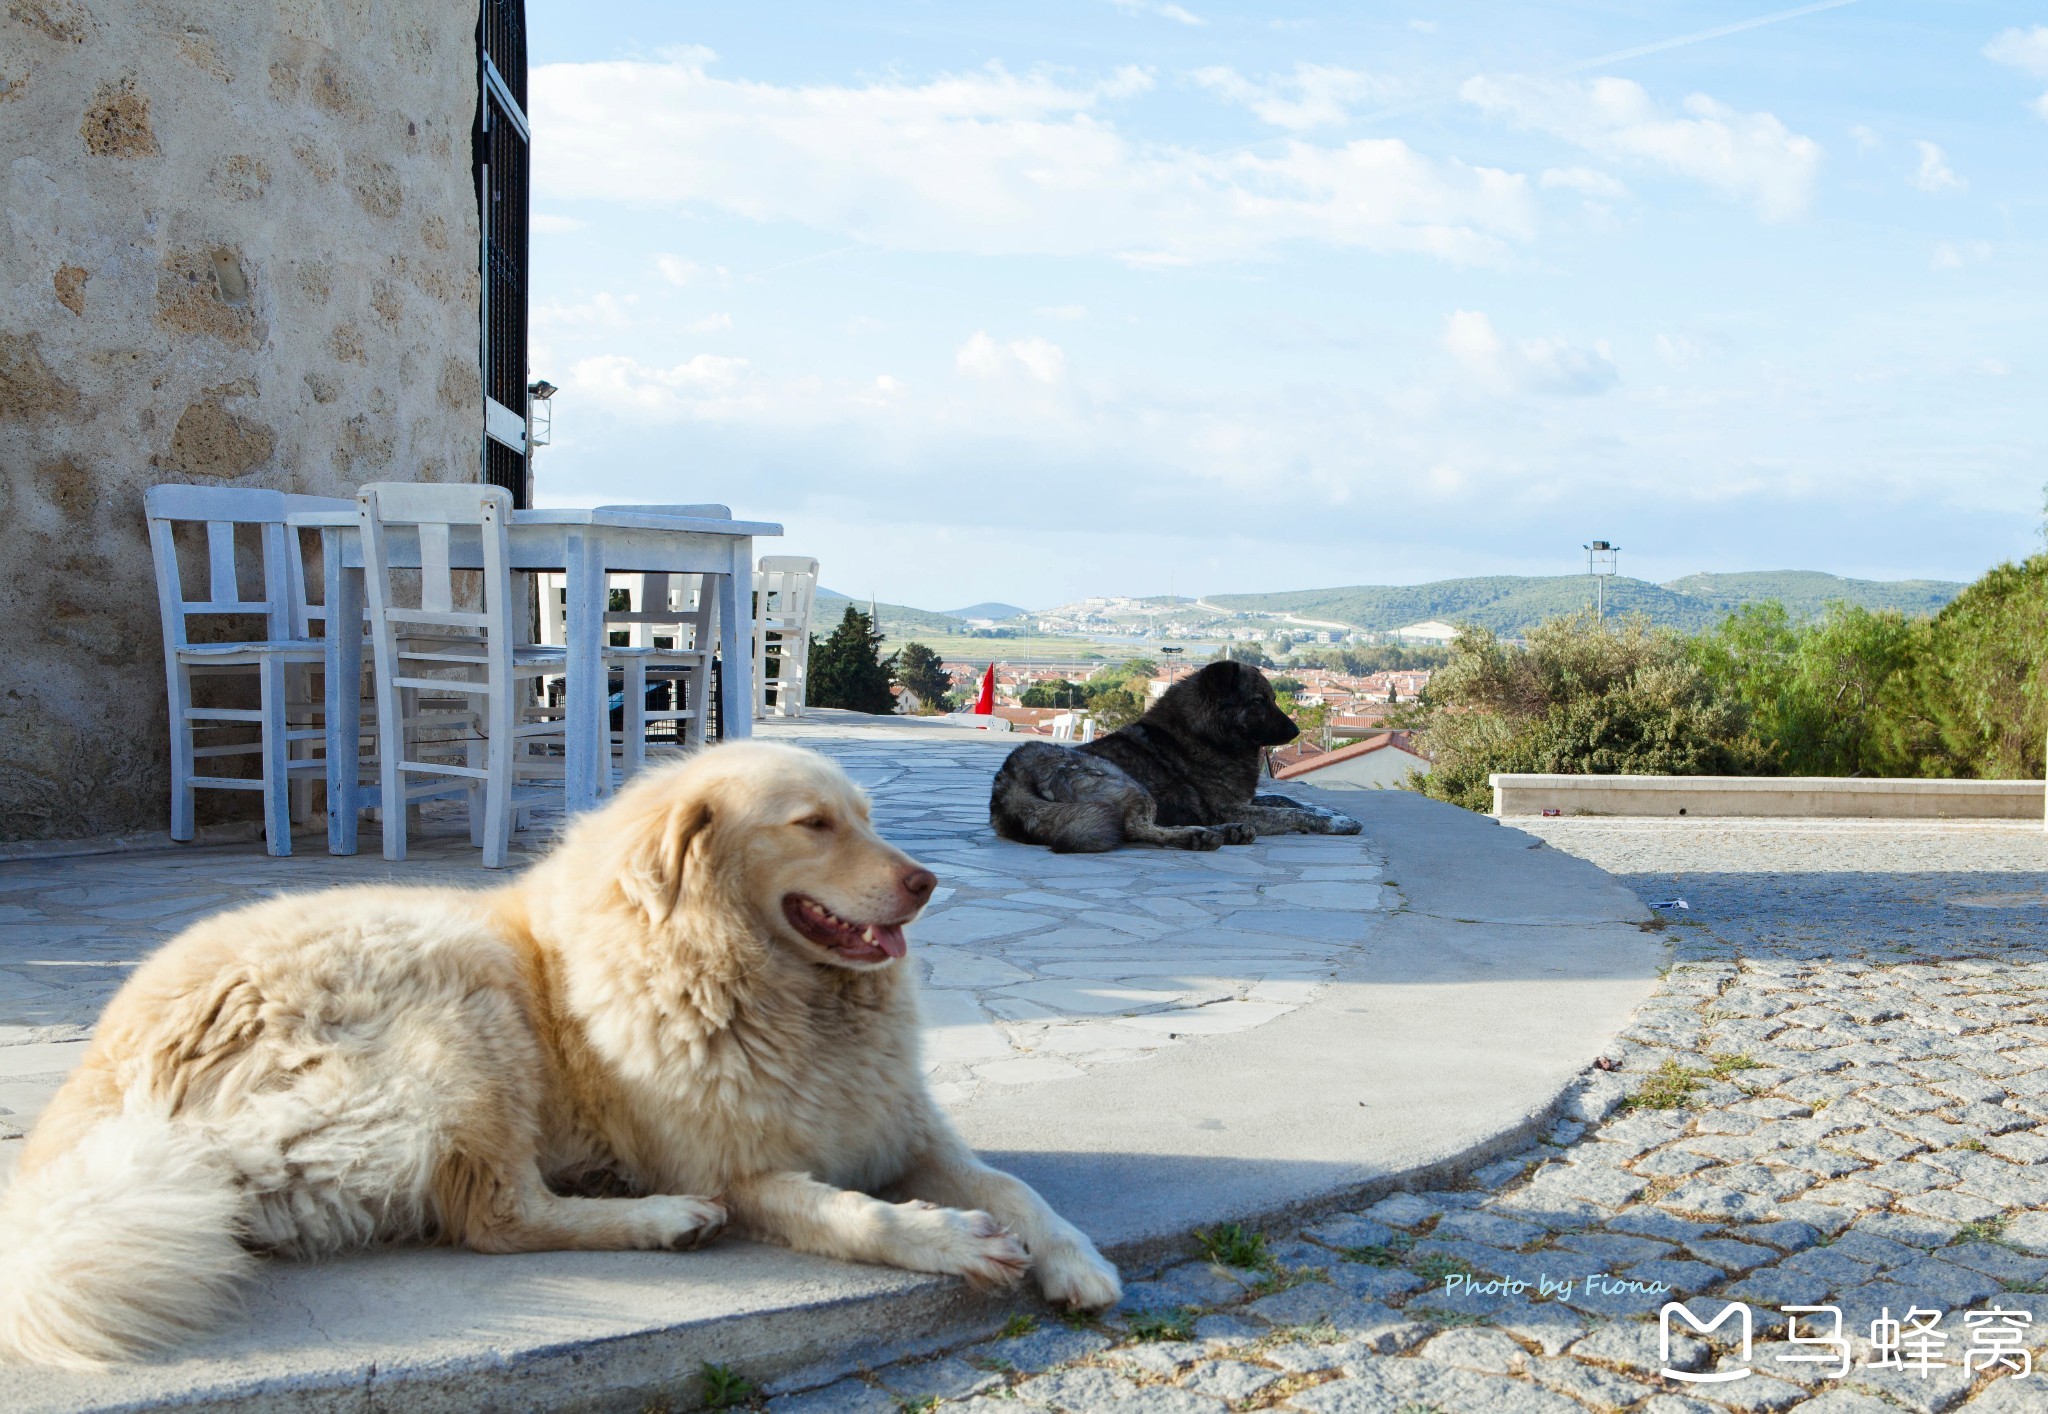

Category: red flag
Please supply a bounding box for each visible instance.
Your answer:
[973,663,996,715]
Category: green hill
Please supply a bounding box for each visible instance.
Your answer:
[1208,571,1965,637]
[1660,571,1964,621]
[813,590,964,641]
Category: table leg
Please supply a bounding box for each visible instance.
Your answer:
[565,530,606,812]
[325,543,364,855]
[718,538,753,740]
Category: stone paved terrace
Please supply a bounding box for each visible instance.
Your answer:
[1,716,1668,1411]
[805,815,2048,1414]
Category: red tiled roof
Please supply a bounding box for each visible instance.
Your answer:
[1271,731,1427,780]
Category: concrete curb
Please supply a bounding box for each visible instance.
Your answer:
[1491,771,2043,820]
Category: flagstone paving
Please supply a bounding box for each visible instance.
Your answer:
[0,732,1388,1171]
[790,817,2048,1414]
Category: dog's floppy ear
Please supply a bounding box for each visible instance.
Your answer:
[1196,659,1240,691]
[618,793,715,927]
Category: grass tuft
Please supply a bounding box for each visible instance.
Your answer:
[1952,1216,2010,1246]
[997,1313,1039,1340]
[1339,1236,1415,1267]
[1126,1307,1196,1342]
[1621,1059,1706,1111]
[1409,1252,1473,1284]
[699,1364,757,1410]
[1196,1221,1272,1271]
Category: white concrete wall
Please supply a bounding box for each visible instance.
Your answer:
[1,0,484,841]
[1491,774,2043,820]
[1287,748,1432,791]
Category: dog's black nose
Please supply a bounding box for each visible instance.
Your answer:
[901,868,937,900]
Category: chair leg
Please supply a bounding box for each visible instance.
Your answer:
[168,663,197,842]
[622,659,648,784]
[466,717,487,848]
[378,673,409,863]
[482,675,515,870]
[258,656,292,857]
[685,664,709,748]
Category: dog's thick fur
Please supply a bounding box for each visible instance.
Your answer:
[990,659,1363,852]
[0,742,1119,1368]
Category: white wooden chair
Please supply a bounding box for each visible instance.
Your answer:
[145,485,327,856]
[754,555,819,718]
[535,505,728,784]
[357,482,566,867]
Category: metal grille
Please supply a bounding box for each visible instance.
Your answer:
[475,0,530,506]
[481,0,526,107]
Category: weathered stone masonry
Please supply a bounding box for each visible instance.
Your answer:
[1,0,484,840]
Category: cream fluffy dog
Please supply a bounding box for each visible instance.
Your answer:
[0,742,1119,1367]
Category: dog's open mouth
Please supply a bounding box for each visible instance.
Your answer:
[784,894,908,963]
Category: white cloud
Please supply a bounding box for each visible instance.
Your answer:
[1539,166,1629,199]
[1461,74,1821,221]
[686,312,734,333]
[533,292,638,332]
[532,212,587,234]
[532,52,1535,266]
[1191,64,1404,131]
[568,352,760,419]
[1910,140,1965,193]
[1106,0,1205,24]
[1848,123,1881,152]
[957,331,1067,384]
[1931,240,1992,270]
[655,255,731,286]
[1654,332,1702,366]
[1985,25,2048,74]
[1986,25,2048,117]
[1444,310,1618,396]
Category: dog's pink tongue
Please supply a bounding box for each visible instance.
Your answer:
[877,924,907,958]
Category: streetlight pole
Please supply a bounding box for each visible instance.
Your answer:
[1584,540,1620,620]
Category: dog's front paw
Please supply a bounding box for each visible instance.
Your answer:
[1220,822,1257,846]
[929,1207,1031,1291]
[1324,814,1363,835]
[1176,827,1227,851]
[1035,1237,1121,1312]
[654,1194,729,1251]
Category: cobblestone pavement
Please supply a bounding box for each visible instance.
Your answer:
[789,819,2048,1414]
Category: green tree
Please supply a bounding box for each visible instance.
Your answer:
[1086,687,1145,730]
[1224,642,1273,667]
[1690,602,1916,775]
[893,641,951,714]
[1875,556,2048,778]
[1021,679,1083,709]
[1411,614,1768,811]
[807,605,899,715]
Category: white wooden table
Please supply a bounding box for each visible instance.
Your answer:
[287,506,781,854]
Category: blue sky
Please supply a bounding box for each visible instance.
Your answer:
[522,2,2048,610]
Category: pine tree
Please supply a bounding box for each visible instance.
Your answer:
[807,605,899,714]
[894,642,952,713]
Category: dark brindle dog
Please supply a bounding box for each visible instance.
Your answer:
[989,660,1363,852]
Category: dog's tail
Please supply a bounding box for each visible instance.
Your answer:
[0,1109,252,1367]
[989,745,1123,853]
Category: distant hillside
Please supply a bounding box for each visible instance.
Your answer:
[813,589,964,640]
[1661,572,1964,621]
[944,601,1030,621]
[1209,571,1966,637]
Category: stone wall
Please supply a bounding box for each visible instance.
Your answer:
[0,0,484,841]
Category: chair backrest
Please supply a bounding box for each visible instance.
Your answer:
[278,493,357,638]
[756,556,819,632]
[144,484,296,647]
[611,574,716,651]
[356,482,515,638]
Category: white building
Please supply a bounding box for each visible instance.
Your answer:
[1272,734,1432,790]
